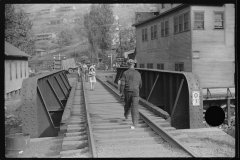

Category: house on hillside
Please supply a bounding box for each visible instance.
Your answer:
[5,41,30,99]
[40,8,56,14]
[35,33,56,41]
[57,5,76,12]
[133,3,235,87]
[48,18,66,25]
[35,49,48,56]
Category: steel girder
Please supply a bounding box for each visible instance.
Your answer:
[115,67,204,129]
[21,70,71,138]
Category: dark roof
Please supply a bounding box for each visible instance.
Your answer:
[5,41,30,57]
[132,3,224,27]
[132,4,187,27]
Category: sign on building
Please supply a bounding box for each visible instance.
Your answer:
[192,91,200,106]
[116,57,124,62]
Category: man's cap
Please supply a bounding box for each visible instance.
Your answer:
[126,59,136,64]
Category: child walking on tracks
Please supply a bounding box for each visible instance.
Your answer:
[89,66,96,91]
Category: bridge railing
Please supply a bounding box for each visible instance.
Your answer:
[21,70,71,138]
[114,67,204,129]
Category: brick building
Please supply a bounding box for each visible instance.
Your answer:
[5,41,30,99]
[133,4,235,88]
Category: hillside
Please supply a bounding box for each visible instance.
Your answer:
[16,4,155,61]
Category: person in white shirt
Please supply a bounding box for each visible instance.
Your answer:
[89,66,96,91]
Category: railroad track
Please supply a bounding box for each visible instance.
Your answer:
[59,75,200,158]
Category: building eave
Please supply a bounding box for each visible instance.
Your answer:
[132,4,188,27]
[132,3,225,27]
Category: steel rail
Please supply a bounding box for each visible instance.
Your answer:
[96,75,199,157]
[81,75,98,158]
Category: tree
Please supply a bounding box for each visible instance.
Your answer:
[57,28,75,48]
[83,4,114,64]
[5,4,36,55]
[73,12,87,43]
[119,27,136,53]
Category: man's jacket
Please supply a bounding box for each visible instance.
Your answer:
[120,68,142,97]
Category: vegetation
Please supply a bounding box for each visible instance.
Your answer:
[117,26,136,55]
[57,28,76,48]
[5,4,36,56]
[83,4,114,64]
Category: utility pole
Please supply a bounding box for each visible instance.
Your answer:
[117,18,122,58]
[53,53,66,70]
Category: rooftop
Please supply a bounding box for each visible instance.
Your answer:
[5,41,30,57]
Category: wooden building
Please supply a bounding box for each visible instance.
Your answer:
[133,4,235,88]
[35,49,48,56]
[35,33,56,41]
[5,41,30,99]
[57,6,76,12]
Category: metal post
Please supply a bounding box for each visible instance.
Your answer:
[147,74,159,101]
[227,98,231,126]
[111,51,113,71]
[171,79,184,117]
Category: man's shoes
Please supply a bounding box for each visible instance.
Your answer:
[130,126,135,129]
[124,114,128,120]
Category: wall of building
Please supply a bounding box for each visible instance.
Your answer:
[191,4,235,87]
[5,58,29,94]
[135,12,155,24]
[136,6,192,71]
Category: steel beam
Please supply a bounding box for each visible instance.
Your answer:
[147,74,159,101]
[21,70,71,138]
[54,76,68,99]
[171,79,184,117]
[115,67,204,129]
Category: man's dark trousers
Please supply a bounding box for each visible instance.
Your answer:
[124,91,139,125]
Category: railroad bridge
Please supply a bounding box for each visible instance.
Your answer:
[19,68,235,157]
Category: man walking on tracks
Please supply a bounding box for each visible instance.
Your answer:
[82,63,89,82]
[120,59,142,129]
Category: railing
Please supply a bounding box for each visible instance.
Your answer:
[21,70,71,138]
[114,67,204,129]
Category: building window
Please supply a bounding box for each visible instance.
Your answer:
[145,28,148,41]
[214,12,224,29]
[179,15,183,32]
[161,22,164,37]
[142,29,144,42]
[10,60,12,81]
[174,12,189,33]
[175,63,184,71]
[165,20,169,35]
[151,26,154,40]
[15,61,18,79]
[140,64,145,68]
[174,17,179,33]
[157,63,164,70]
[184,12,189,30]
[194,12,204,29]
[147,63,153,69]
[20,61,22,78]
[137,14,141,20]
[162,4,165,9]
[151,25,158,40]
[161,20,169,37]
[154,25,158,39]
